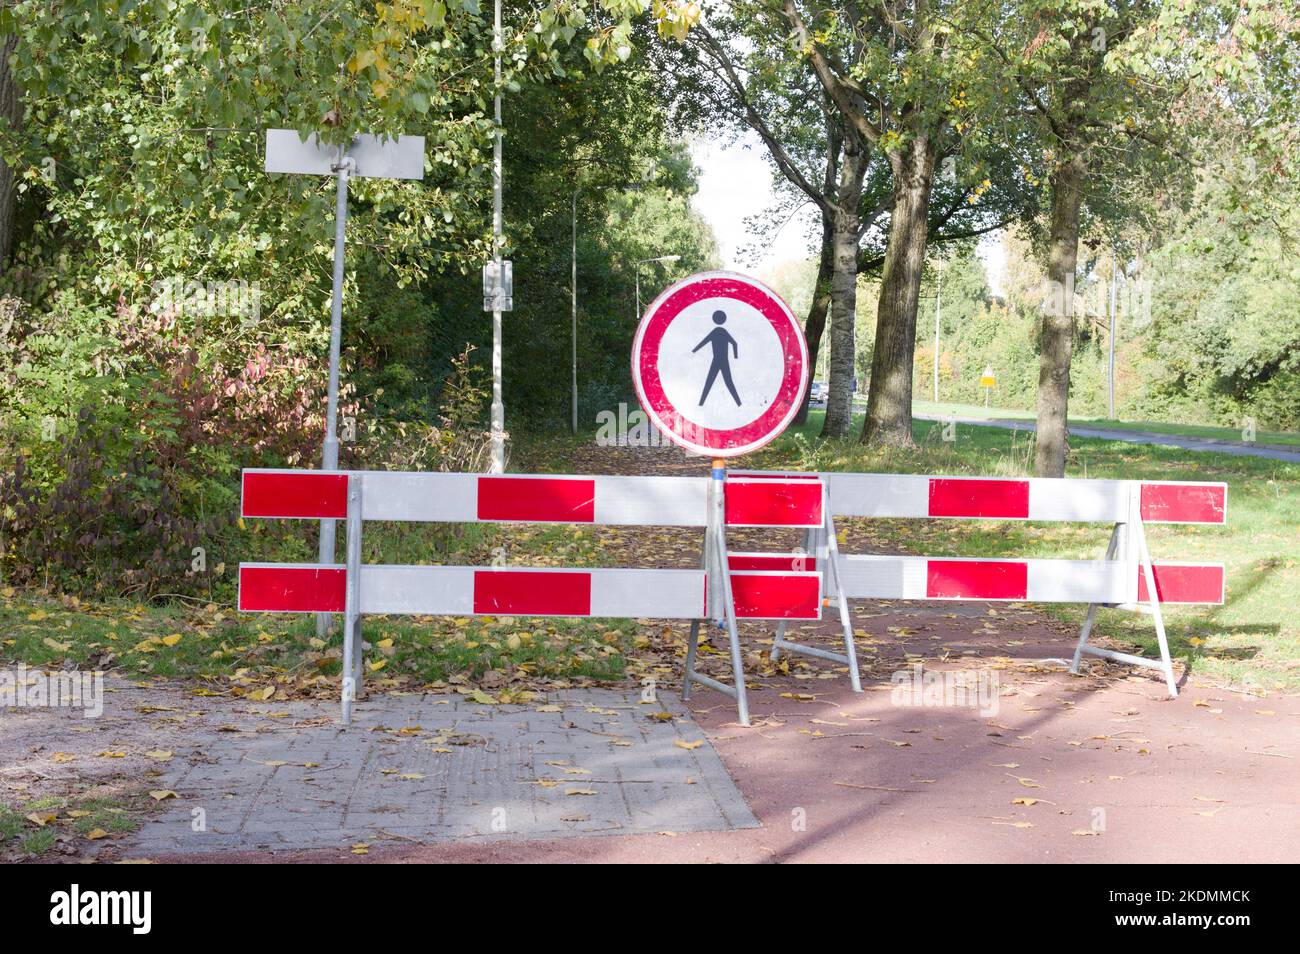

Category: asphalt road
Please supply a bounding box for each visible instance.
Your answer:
[917,414,1300,464]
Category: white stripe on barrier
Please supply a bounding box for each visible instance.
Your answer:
[590,476,708,526]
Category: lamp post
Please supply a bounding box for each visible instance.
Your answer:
[571,188,579,434]
[932,262,942,404]
[635,255,681,321]
[489,0,505,473]
[1108,253,1118,420]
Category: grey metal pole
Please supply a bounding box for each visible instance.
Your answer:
[571,188,578,434]
[635,265,640,323]
[317,152,352,638]
[489,0,505,473]
[1108,258,1117,419]
[933,266,941,404]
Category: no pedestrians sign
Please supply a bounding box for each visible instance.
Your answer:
[632,271,808,457]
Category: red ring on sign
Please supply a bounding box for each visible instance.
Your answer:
[632,273,807,456]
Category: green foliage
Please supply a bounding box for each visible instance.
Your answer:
[1136,179,1300,429]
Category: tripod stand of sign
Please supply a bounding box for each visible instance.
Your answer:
[631,271,808,457]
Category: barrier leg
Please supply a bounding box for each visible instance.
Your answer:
[1070,522,1120,674]
[1072,490,1179,697]
[682,619,700,702]
[771,527,812,664]
[1134,514,1179,697]
[824,510,862,692]
[1070,603,1099,674]
[712,511,750,726]
[680,461,750,726]
[713,463,749,725]
[759,501,861,690]
[770,620,788,663]
[341,476,363,725]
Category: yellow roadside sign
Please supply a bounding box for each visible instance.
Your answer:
[980,364,996,388]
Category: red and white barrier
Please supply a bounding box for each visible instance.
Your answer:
[242,469,822,528]
[836,555,1224,605]
[239,465,1227,722]
[243,468,1225,526]
[239,563,821,620]
[735,470,1227,525]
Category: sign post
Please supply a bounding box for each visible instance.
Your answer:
[632,271,808,724]
[264,129,424,635]
[980,364,996,408]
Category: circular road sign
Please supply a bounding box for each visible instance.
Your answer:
[631,270,808,458]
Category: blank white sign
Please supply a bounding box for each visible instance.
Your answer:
[264,129,425,180]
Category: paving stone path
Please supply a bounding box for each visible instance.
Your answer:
[124,687,755,855]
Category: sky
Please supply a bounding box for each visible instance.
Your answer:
[690,131,1007,295]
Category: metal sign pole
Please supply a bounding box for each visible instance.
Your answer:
[711,459,749,726]
[933,266,941,404]
[263,128,423,638]
[577,189,582,434]
[317,152,353,637]
[1108,259,1117,419]
[489,0,506,473]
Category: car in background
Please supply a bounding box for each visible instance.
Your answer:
[810,380,828,405]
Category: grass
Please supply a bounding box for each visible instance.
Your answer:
[0,515,631,697]
[749,409,1300,693]
[0,792,145,859]
[0,588,633,700]
[912,399,1300,448]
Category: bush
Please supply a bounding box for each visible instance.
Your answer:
[0,292,326,599]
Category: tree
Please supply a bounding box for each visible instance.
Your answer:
[662,19,864,436]
[976,0,1296,475]
[0,8,18,268]
[775,0,1028,446]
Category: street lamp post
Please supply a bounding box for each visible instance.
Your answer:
[571,188,578,434]
[933,263,942,404]
[489,0,505,473]
[1108,255,1118,420]
[634,255,681,321]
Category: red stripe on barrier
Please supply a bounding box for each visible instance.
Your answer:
[1137,564,1225,604]
[242,472,348,519]
[477,477,596,523]
[472,570,592,615]
[1140,483,1226,524]
[238,565,346,612]
[725,480,823,526]
[928,478,1029,519]
[728,553,812,572]
[926,560,1028,600]
[729,573,821,619]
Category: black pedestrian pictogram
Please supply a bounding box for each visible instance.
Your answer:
[693,310,742,406]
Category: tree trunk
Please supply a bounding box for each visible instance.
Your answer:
[793,210,833,426]
[0,30,20,269]
[860,133,936,447]
[820,137,867,439]
[1034,151,1087,478]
